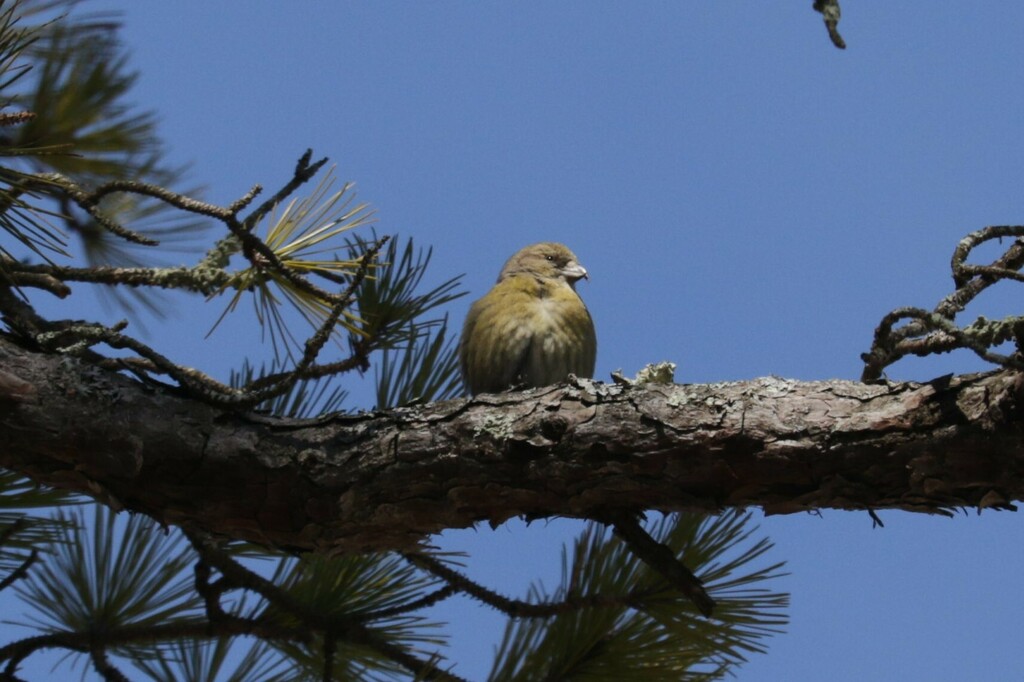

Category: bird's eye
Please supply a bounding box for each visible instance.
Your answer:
[545,255,554,261]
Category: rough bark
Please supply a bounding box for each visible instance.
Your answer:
[1,335,1022,554]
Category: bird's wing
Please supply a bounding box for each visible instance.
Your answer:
[459,282,534,393]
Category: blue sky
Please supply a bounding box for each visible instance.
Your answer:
[20,2,1024,680]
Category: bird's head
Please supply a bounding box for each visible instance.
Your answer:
[497,242,589,288]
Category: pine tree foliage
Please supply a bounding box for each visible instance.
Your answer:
[257,554,449,681]
[489,513,786,682]
[15,506,202,650]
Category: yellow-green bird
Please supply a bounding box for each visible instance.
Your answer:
[459,242,597,395]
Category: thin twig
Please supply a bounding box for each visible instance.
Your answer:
[813,0,846,49]
[88,647,130,682]
[241,149,328,234]
[861,226,1024,381]
[38,174,160,246]
[603,511,715,618]
[403,552,642,618]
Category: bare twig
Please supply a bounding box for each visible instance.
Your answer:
[4,259,229,295]
[813,0,846,49]
[241,149,328,234]
[862,226,1024,381]
[38,174,160,246]
[403,552,643,618]
[88,647,130,682]
[603,511,715,618]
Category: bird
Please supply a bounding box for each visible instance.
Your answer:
[459,242,597,395]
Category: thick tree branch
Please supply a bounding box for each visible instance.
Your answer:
[1,335,1022,554]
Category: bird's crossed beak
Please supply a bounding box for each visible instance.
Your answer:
[563,261,589,283]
